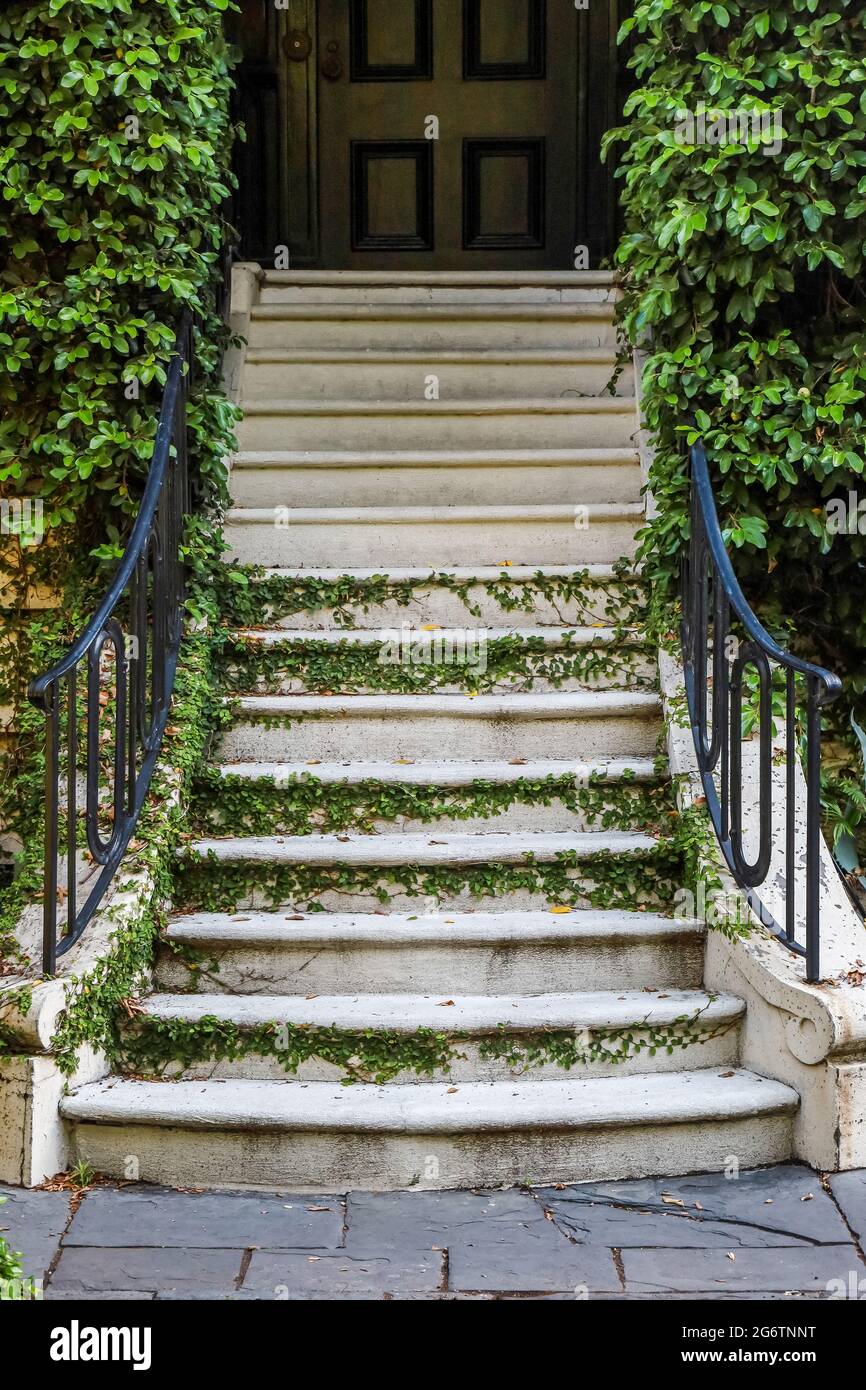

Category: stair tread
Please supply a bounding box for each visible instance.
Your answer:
[245,347,621,364]
[60,1069,798,1133]
[233,447,638,465]
[227,691,661,715]
[240,397,635,416]
[262,270,618,287]
[246,564,632,582]
[142,989,743,1033]
[181,829,663,866]
[229,625,642,646]
[213,757,658,785]
[251,303,616,321]
[165,908,701,946]
[227,502,643,523]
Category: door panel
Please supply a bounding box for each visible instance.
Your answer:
[318,0,577,269]
[351,141,435,250]
[465,0,546,80]
[351,0,433,80]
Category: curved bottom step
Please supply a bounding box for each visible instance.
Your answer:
[61,1069,797,1194]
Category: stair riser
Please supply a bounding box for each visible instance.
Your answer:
[221,654,656,697]
[196,797,660,838]
[65,1113,794,1193]
[224,517,640,568]
[173,880,674,919]
[247,319,618,352]
[230,460,642,508]
[160,1027,739,1085]
[242,361,632,401]
[157,933,706,996]
[258,286,617,306]
[219,711,660,762]
[236,411,636,452]
[251,583,639,631]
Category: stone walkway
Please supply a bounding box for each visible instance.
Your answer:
[3,1164,865,1300]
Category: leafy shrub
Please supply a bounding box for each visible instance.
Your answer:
[0,1,239,937]
[605,0,866,697]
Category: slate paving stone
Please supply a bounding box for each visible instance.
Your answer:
[537,1196,820,1250]
[50,1247,243,1295]
[65,1186,343,1251]
[346,1187,551,1255]
[242,1249,444,1295]
[447,1225,620,1293]
[828,1171,866,1245]
[346,1188,620,1293]
[536,1165,851,1246]
[622,1244,857,1294]
[0,1184,70,1280]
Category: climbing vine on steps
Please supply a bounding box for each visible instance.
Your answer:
[173,844,685,918]
[117,1006,732,1086]
[192,765,672,838]
[216,564,646,631]
[214,631,655,697]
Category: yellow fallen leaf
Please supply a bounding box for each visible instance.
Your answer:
[550,906,572,915]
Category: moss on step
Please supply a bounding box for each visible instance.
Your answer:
[190,765,673,837]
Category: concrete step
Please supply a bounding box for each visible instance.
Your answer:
[259,269,619,306]
[220,626,654,694]
[241,565,643,631]
[241,349,632,401]
[223,503,644,568]
[60,1069,798,1192]
[229,447,642,509]
[180,828,663,870]
[159,909,705,996]
[200,756,661,835]
[174,827,672,915]
[219,691,662,762]
[134,989,744,1084]
[235,398,638,452]
[247,302,619,351]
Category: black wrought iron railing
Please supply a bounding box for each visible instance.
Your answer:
[29,315,194,976]
[681,443,842,982]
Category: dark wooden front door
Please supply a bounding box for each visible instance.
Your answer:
[317,0,576,269]
[230,1,622,269]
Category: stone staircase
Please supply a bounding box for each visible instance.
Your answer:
[61,271,798,1191]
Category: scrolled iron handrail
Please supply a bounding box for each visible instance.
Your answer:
[28,314,194,975]
[681,443,842,982]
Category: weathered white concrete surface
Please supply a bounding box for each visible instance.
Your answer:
[251,563,638,630]
[61,1070,797,1193]
[224,501,643,568]
[219,690,662,762]
[181,828,661,869]
[242,353,634,403]
[159,909,706,996]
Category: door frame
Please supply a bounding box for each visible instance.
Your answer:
[233,0,623,268]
